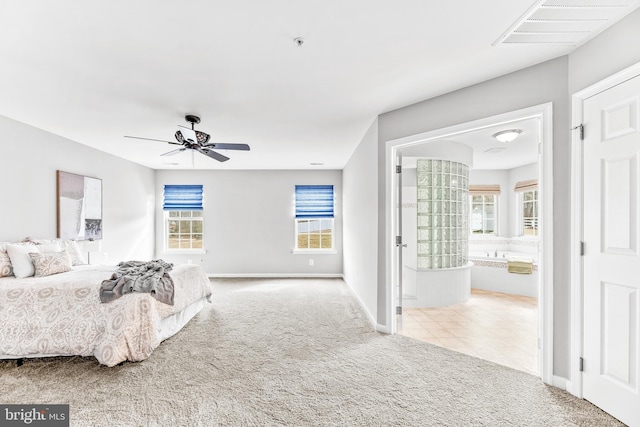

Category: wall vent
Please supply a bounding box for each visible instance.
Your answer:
[494,0,640,46]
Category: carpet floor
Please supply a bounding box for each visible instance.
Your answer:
[0,278,623,426]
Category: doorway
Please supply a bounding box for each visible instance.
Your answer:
[385,103,554,384]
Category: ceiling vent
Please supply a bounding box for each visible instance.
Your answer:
[494,0,640,46]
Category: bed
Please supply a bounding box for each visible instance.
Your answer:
[0,263,212,367]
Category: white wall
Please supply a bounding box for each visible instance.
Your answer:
[343,119,379,327]
[155,169,343,276]
[0,115,155,263]
[568,8,640,94]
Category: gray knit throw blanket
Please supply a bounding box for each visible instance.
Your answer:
[100,260,174,305]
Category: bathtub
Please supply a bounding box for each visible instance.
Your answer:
[468,251,539,297]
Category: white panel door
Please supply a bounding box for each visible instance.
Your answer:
[583,74,640,427]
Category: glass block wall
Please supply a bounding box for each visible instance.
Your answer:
[416,159,469,269]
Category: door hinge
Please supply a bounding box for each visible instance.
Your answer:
[579,357,584,372]
[396,165,402,174]
[396,306,402,315]
[396,235,402,245]
[580,241,585,256]
[572,124,584,140]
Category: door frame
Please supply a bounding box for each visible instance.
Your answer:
[384,102,554,384]
[569,60,640,398]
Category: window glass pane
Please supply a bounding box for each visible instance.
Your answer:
[309,233,321,248]
[168,220,178,233]
[179,237,191,249]
[180,211,191,217]
[169,211,180,217]
[179,220,191,233]
[192,235,203,248]
[192,220,203,233]
[321,235,332,248]
[168,234,180,248]
[298,220,309,233]
[298,234,309,249]
[309,220,321,232]
[484,195,494,203]
[321,219,332,232]
[472,195,483,203]
[524,191,533,201]
[485,204,494,216]
[192,211,203,217]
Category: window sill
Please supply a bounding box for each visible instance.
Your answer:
[291,249,337,255]
[162,249,207,255]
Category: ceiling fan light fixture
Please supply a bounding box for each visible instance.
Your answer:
[492,129,522,143]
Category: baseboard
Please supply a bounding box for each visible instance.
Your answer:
[551,375,568,390]
[207,273,344,279]
[376,323,391,334]
[341,276,381,332]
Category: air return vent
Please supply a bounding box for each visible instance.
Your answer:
[494,0,640,46]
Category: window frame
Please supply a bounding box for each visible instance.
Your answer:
[519,189,539,237]
[164,210,205,253]
[294,217,335,252]
[469,194,498,235]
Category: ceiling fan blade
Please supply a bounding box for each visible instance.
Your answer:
[196,147,229,162]
[160,148,186,157]
[124,135,181,145]
[204,143,250,151]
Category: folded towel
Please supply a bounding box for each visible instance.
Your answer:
[507,257,534,274]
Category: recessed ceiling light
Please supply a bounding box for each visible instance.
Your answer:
[492,129,522,143]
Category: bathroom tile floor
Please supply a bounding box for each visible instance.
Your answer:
[400,289,539,375]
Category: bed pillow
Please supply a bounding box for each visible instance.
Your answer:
[29,238,86,266]
[29,251,73,277]
[0,249,13,277]
[6,244,40,278]
[62,240,86,266]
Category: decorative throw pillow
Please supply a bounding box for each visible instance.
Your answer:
[0,249,13,277]
[6,244,40,278]
[29,251,73,277]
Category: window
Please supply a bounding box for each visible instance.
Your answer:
[163,185,204,250]
[514,179,538,237]
[468,185,500,235]
[522,190,539,236]
[295,185,334,250]
[470,195,496,234]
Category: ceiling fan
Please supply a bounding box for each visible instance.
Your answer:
[124,115,250,162]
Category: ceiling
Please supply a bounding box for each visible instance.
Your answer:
[0,1,637,170]
[401,117,540,170]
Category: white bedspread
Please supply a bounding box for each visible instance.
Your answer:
[0,264,212,366]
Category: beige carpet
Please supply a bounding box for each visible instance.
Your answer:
[0,278,623,426]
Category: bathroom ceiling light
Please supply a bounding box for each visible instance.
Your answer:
[492,129,522,143]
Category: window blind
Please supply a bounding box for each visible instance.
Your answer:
[468,185,501,195]
[163,185,203,210]
[514,179,538,192]
[295,185,334,218]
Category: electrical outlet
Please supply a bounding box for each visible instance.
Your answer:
[309,259,314,266]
